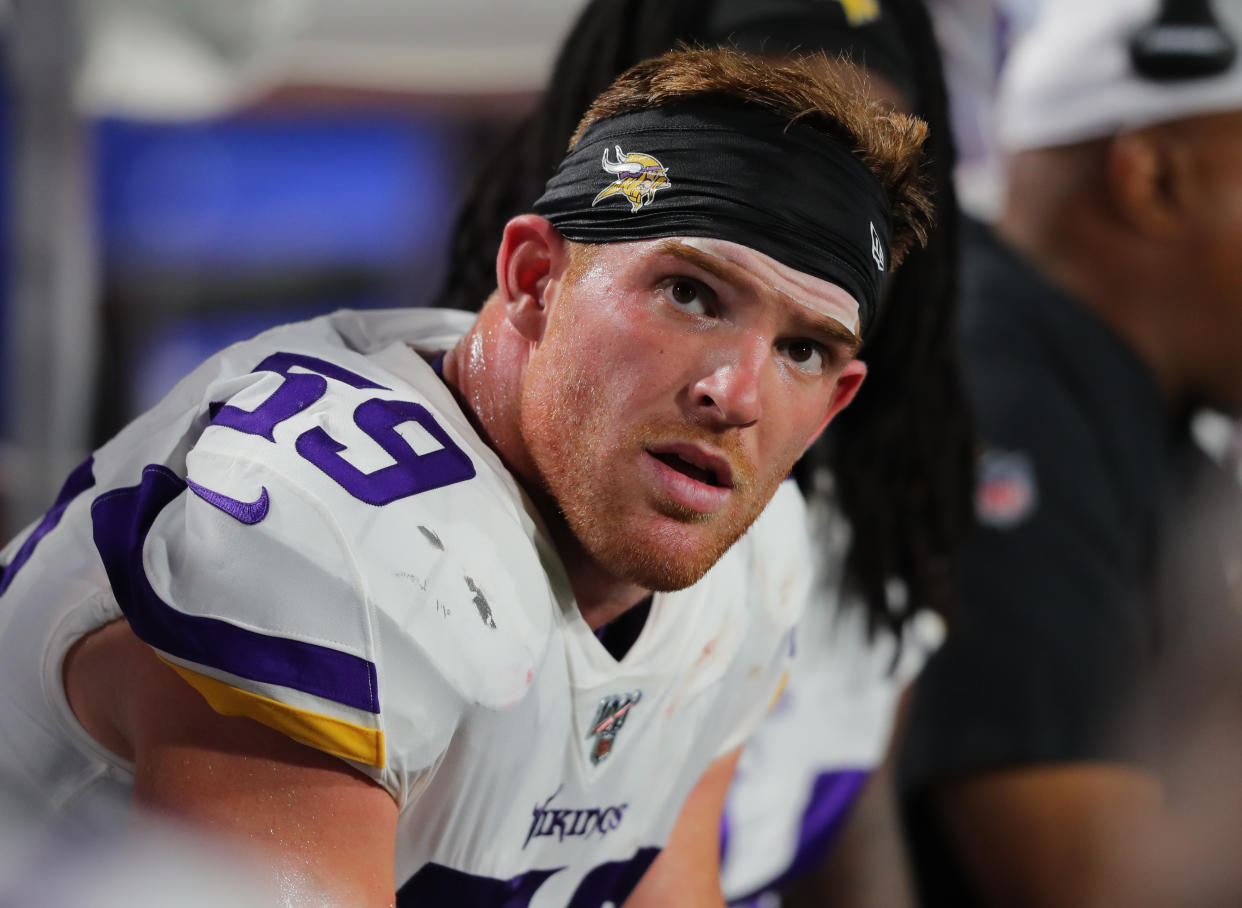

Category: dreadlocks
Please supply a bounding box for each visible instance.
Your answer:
[815,0,974,637]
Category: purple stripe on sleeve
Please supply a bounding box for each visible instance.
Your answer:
[0,457,96,596]
[725,769,869,906]
[787,769,869,878]
[91,463,380,714]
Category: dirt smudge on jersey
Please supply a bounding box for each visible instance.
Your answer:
[465,576,497,629]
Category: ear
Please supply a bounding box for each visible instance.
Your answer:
[806,359,867,448]
[1105,127,1193,239]
[495,214,569,343]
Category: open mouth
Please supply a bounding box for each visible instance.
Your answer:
[650,451,728,488]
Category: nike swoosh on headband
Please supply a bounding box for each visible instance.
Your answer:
[186,478,270,526]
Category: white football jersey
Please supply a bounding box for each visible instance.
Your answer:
[0,308,807,906]
[720,492,944,904]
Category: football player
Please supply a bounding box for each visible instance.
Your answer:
[0,47,931,906]
[434,1,973,904]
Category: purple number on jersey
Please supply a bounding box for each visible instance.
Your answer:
[296,398,475,505]
[396,849,659,908]
[212,352,388,441]
[214,352,474,505]
[567,848,660,907]
[398,865,560,907]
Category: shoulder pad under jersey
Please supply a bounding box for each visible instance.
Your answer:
[92,339,556,803]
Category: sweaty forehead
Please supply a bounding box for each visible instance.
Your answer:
[669,237,862,338]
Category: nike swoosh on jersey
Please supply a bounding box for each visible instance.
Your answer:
[186,478,270,525]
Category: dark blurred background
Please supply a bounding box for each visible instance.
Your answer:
[0,0,591,538]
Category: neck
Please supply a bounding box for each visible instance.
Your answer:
[535,507,652,631]
[442,300,652,630]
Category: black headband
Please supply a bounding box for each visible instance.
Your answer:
[533,101,892,332]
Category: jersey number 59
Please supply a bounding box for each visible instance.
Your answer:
[212,352,475,505]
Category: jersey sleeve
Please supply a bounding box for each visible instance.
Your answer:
[90,449,459,806]
[89,357,552,808]
[900,378,1154,791]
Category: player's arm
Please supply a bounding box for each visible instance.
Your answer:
[67,619,399,907]
[931,764,1162,908]
[622,747,741,908]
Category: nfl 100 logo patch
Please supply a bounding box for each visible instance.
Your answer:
[586,690,642,765]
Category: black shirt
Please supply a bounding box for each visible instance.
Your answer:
[897,220,1242,906]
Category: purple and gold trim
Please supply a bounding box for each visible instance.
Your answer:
[91,464,381,715]
[163,659,385,767]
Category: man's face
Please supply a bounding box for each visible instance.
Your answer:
[518,236,866,591]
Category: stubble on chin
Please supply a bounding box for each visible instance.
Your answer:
[522,397,784,593]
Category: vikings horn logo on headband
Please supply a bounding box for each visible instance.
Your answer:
[592,145,672,213]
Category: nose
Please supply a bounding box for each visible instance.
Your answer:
[689,341,764,429]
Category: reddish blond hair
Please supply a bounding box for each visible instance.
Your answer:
[570,46,933,266]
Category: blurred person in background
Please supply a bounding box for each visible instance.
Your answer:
[434,1,974,905]
[0,46,934,907]
[897,0,1242,905]
[923,0,1044,223]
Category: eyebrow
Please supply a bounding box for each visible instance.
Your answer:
[652,240,863,357]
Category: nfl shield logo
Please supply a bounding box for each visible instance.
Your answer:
[974,448,1038,528]
[587,691,642,765]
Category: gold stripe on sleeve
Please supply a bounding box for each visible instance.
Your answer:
[163,658,386,768]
